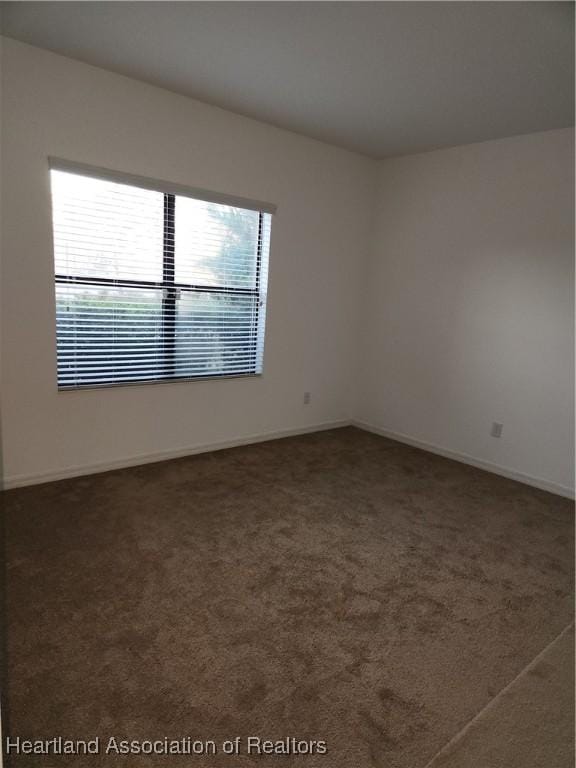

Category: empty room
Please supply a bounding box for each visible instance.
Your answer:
[0,2,574,767]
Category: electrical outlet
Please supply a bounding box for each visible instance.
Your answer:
[303,392,311,405]
[490,422,503,438]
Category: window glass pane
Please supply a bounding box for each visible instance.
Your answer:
[175,197,259,289]
[175,292,258,377]
[51,166,271,389]
[51,171,164,283]
[56,284,164,387]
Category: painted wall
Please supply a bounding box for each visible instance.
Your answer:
[0,38,375,485]
[1,40,573,497]
[356,128,575,496]
[0,34,4,492]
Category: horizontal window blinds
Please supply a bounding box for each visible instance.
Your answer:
[48,157,277,214]
[51,167,272,389]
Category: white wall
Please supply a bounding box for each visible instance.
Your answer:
[0,38,375,485]
[356,128,575,496]
[0,33,4,492]
[1,40,573,497]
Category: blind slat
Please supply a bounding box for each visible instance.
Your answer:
[49,158,277,214]
[51,168,271,389]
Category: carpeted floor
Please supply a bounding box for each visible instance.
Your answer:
[2,427,574,767]
[427,624,574,768]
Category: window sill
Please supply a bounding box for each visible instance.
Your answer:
[58,371,263,392]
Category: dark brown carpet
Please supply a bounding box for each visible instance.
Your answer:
[426,625,574,768]
[2,427,574,767]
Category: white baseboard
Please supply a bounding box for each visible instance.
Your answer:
[2,419,349,490]
[351,420,575,500]
[3,419,573,501]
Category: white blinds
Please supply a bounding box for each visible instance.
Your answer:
[50,166,272,389]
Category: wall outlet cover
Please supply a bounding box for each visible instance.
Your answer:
[491,422,503,438]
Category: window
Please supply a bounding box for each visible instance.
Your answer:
[50,162,273,389]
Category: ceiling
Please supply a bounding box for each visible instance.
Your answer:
[1,2,573,158]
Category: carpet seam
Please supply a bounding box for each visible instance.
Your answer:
[420,621,575,768]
